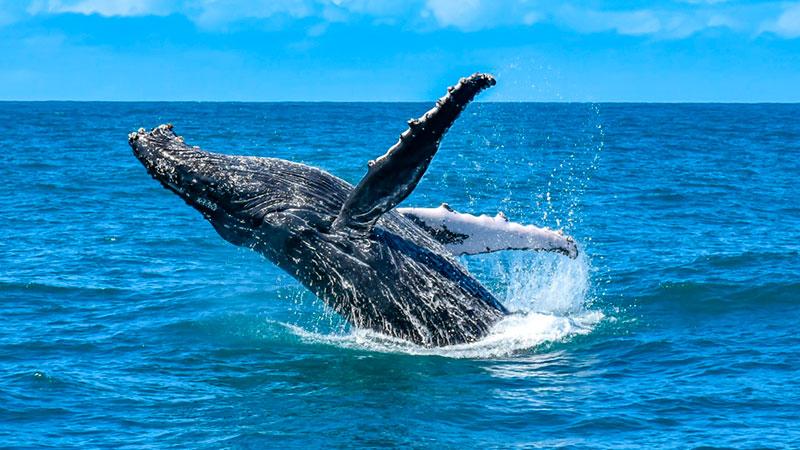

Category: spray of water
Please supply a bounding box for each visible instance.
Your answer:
[283,249,602,358]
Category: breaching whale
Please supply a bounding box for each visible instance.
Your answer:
[130,73,577,347]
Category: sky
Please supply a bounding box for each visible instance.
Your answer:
[1,0,799,102]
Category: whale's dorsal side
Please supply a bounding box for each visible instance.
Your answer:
[332,73,496,235]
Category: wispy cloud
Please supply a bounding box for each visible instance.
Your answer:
[422,0,542,31]
[27,0,174,17]
[0,0,34,26]
[763,2,800,38]
[557,7,663,36]
[9,0,800,40]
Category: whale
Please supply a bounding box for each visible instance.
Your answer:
[129,73,577,347]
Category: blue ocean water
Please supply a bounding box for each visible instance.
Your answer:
[1,102,799,448]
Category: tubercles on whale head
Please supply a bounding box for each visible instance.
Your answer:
[129,124,226,218]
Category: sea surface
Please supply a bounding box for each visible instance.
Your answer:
[1,102,798,449]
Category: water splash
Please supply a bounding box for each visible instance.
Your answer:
[499,251,591,315]
[284,250,603,358]
[285,310,600,359]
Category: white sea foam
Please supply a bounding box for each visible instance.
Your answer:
[286,309,601,359]
[284,250,603,358]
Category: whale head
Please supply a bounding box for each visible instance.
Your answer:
[129,124,235,218]
[129,124,347,249]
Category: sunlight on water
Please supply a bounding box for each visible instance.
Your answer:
[284,250,603,358]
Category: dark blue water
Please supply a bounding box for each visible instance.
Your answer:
[1,102,799,448]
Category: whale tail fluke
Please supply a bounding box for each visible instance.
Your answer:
[332,73,496,234]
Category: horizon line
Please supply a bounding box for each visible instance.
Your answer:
[1,100,799,105]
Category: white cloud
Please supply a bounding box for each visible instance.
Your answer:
[764,2,800,38]
[0,0,34,25]
[680,0,730,4]
[556,4,753,39]
[559,7,662,36]
[325,0,416,17]
[189,0,315,28]
[706,13,738,29]
[27,0,174,17]
[423,0,542,31]
[424,0,483,29]
[10,0,800,40]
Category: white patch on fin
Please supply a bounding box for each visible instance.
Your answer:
[398,205,578,258]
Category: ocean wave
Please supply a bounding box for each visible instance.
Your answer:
[639,280,800,311]
[0,280,128,296]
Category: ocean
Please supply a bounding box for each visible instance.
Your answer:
[1,102,798,448]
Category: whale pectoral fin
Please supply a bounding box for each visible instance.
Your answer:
[397,205,579,258]
[332,73,496,234]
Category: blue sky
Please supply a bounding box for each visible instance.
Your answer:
[1,0,799,101]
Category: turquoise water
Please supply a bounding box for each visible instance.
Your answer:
[1,102,799,448]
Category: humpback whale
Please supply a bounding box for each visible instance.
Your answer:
[129,73,577,347]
